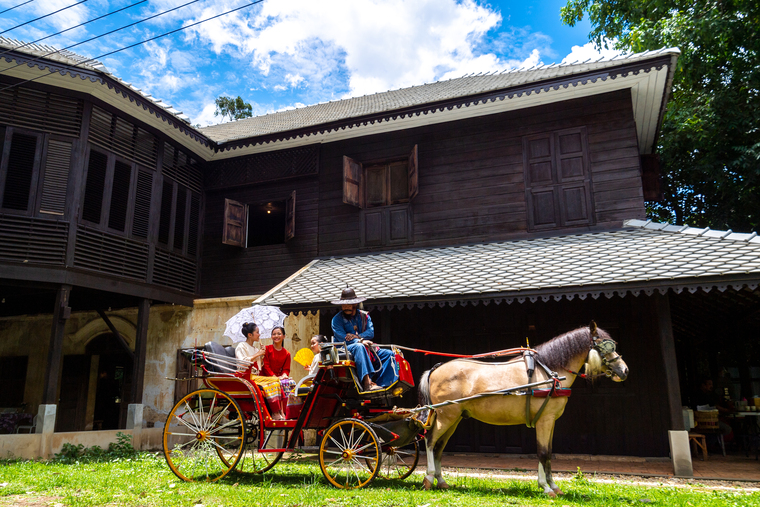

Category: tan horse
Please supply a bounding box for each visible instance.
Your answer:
[418,324,628,496]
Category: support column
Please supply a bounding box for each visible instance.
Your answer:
[654,292,692,477]
[654,292,685,430]
[130,299,150,404]
[37,404,57,458]
[126,404,144,450]
[43,285,71,404]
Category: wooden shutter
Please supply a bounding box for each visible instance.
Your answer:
[131,169,153,239]
[82,150,108,224]
[408,144,418,200]
[2,132,39,212]
[187,193,201,257]
[523,134,559,230]
[108,160,132,232]
[158,180,174,245]
[222,198,248,247]
[174,186,188,253]
[284,190,296,241]
[555,128,592,226]
[39,139,72,216]
[342,156,364,208]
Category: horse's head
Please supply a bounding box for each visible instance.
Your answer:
[586,322,628,382]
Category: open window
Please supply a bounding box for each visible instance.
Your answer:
[223,191,296,248]
[342,145,418,208]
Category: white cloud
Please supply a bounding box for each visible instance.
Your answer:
[180,0,534,98]
[561,41,624,64]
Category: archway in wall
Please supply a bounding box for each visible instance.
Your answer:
[85,334,134,431]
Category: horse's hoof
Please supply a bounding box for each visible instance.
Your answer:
[438,482,450,490]
[553,488,565,496]
[546,491,557,498]
[423,478,433,490]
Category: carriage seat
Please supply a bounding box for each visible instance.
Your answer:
[202,341,238,373]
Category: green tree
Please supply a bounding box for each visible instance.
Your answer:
[561,1,760,232]
[214,95,253,122]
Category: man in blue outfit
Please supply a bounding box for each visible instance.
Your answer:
[330,287,398,391]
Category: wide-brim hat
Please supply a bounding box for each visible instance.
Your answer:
[331,287,367,305]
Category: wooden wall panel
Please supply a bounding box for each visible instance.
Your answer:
[342,294,673,457]
[317,89,644,256]
[200,177,319,298]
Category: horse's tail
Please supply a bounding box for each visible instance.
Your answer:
[417,362,442,425]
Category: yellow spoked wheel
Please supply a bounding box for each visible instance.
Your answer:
[163,389,245,482]
[223,410,285,474]
[377,439,420,480]
[319,419,380,489]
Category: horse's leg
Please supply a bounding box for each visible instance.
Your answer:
[535,418,560,496]
[431,416,462,489]
[423,410,462,490]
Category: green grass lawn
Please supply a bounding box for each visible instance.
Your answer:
[0,453,757,507]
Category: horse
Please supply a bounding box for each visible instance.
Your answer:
[417,323,628,496]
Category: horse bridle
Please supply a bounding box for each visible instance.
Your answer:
[593,337,624,368]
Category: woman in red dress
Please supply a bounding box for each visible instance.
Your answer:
[261,326,296,418]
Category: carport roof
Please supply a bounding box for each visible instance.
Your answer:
[255,220,760,310]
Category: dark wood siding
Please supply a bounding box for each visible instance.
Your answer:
[200,177,319,297]
[320,293,671,457]
[318,89,644,256]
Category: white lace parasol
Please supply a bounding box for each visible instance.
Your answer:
[223,305,287,342]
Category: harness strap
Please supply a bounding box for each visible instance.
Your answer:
[525,355,563,428]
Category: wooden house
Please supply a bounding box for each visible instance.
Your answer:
[1,39,759,458]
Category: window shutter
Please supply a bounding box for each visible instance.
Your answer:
[131,169,153,239]
[523,134,559,230]
[108,160,132,232]
[82,150,108,224]
[222,198,248,247]
[284,190,296,242]
[39,139,72,216]
[174,186,188,253]
[158,180,174,245]
[2,132,38,211]
[408,144,418,200]
[187,193,201,257]
[342,156,364,208]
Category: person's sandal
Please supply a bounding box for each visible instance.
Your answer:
[367,384,383,391]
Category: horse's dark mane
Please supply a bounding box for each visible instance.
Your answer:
[534,326,611,370]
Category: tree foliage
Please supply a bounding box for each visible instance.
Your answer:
[562,1,760,232]
[214,95,253,122]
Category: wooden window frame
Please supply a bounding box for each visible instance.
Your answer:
[157,174,202,258]
[343,144,418,209]
[0,126,44,216]
[37,134,75,218]
[222,191,296,248]
[81,145,143,237]
[523,127,594,232]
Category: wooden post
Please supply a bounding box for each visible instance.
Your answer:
[654,292,685,430]
[43,285,72,404]
[130,299,151,404]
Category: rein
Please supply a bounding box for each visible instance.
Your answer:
[382,344,535,360]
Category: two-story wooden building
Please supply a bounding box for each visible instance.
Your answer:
[1,38,759,457]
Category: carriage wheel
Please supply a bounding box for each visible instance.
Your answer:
[376,439,420,480]
[319,419,381,489]
[224,410,285,474]
[163,389,245,482]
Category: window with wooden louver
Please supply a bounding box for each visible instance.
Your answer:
[0,131,40,213]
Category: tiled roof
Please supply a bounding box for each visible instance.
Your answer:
[0,36,192,123]
[256,220,760,308]
[202,48,679,143]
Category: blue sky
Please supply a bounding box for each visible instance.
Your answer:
[0,0,619,127]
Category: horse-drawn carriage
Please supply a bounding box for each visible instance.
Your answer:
[164,323,629,495]
[163,340,422,489]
